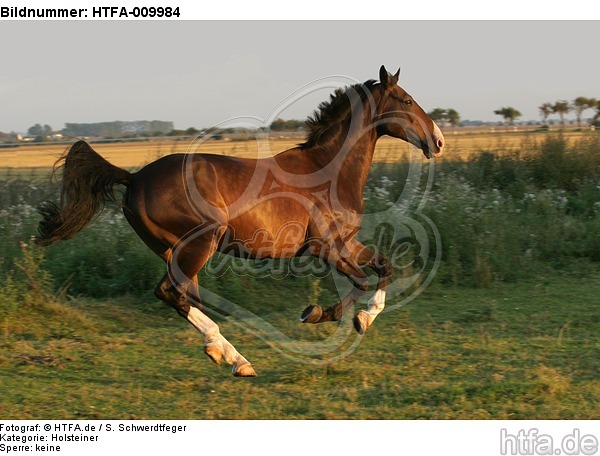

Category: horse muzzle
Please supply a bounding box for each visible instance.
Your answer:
[431,122,445,157]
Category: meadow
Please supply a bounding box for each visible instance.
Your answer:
[1,130,599,419]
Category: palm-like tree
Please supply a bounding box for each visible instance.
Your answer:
[553,101,571,126]
[427,108,447,127]
[494,107,522,125]
[539,103,553,125]
[572,97,597,127]
[446,109,460,127]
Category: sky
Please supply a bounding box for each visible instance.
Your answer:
[1,20,599,133]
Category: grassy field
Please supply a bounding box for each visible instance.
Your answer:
[1,257,599,419]
[1,130,599,419]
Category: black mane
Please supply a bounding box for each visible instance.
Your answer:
[300,80,378,149]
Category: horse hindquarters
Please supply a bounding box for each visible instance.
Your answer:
[123,158,257,377]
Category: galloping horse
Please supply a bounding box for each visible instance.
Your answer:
[37,66,444,377]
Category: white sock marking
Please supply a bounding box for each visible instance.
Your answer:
[186,306,250,369]
[366,289,386,317]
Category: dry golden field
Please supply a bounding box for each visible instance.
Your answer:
[1,129,596,171]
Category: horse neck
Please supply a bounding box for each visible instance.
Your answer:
[316,95,381,192]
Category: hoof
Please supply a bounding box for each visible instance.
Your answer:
[233,363,257,378]
[353,310,372,335]
[204,344,223,366]
[300,304,323,324]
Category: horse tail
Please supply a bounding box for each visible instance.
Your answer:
[36,140,131,246]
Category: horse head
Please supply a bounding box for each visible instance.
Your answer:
[375,65,445,159]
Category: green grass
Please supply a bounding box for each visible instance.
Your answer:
[1,133,599,419]
[2,270,599,419]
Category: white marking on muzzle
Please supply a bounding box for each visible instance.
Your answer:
[432,122,444,156]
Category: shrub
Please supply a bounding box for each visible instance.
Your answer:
[1,132,599,298]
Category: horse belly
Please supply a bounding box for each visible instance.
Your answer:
[223,199,309,259]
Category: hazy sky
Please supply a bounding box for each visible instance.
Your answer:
[1,21,598,133]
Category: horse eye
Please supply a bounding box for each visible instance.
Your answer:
[404,99,413,106]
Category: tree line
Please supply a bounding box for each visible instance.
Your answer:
[11,120,175,142]
[9,119,304,142]
[8,95,599,144]
[494,97,599,126]
[62,120,174,138]
[538,97,598,126]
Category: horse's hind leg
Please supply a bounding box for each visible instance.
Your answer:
[155,226,257,377]
[155,273,256,377]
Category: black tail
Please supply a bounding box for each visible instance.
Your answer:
[36,140,131,246]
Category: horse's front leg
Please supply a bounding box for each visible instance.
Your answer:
[299,243,392,335]
[299,250,368,324]
[352,248,392,335]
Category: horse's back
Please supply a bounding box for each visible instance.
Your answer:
[125,151,313,256]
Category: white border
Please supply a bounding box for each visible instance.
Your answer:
[2,420,599,455]
[1,0,599,20]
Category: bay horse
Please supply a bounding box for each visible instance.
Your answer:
[37,65,444,377]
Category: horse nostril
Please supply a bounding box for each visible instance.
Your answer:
[437,137,444,149]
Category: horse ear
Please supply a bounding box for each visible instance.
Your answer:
[379,65,391,86]
[392,68,401,85]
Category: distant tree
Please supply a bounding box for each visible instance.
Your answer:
[552,101,571,126]
[185,127,200,136]
[27,124,43,137]
[572,97,597,127]
[446,109,460,127]
[427,108,460,128]
[539,103,553,125]
[270,119,287,131]
[427,108,447,126]
[270,118,305,131]
[593,100,600,127]
[494,107,522,125]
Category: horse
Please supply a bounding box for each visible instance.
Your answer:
[36,65,445,377]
